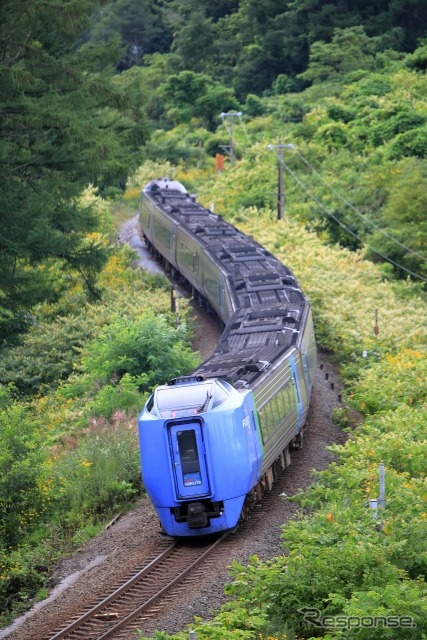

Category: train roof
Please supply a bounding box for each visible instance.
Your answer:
[143,179,311,391]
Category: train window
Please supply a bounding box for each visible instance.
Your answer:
[276,390,286,416]
[177,430,198,463]
[177,430,202,486]
[280,387,289,415]
[259,383,299,441]
[179,242,195,272]
[146,394,155,415]
[268,403,275,435]
[271,396,281,426]
[275,380,296,418]
[259,403,274,440]
[204,266,220,303]
[211,381,229,408]
[156,382,214,417]
[153,218,171,250]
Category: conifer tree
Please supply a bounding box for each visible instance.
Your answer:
[0,0,147,338]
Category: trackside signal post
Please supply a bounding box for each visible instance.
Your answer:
[267,143,294,220]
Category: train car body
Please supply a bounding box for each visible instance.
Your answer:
[138,178,316,537]
[139,377,261,536]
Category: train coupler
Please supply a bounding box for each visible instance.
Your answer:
[187,502,208,528]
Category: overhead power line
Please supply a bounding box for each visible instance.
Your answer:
[269,147,427,283]
[218,113,425,281]
[293,149,426,262]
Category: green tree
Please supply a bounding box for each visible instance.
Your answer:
[366,158,427,280]
[88,0,172,70]
[234,43,277,98]
[169,9,216,73]
[299,26,379,84]
[159,70,239,130]
[405,40,427,71]
[0,404,46,547]
[0,0,147,338]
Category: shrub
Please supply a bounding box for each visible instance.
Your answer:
[0,405,48,548]
[53,413,142,521]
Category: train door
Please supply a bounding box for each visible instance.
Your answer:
[302,353,311,388]
[290,355,308,430]
[168,421,211,499]
[219,274,225,317]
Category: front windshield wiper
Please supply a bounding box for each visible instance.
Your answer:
[197,391,212,413]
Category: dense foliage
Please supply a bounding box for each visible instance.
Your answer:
[87,0,427,96]
[0,0,426,633]
[2,0,426,337]
[0,0,148,339]
[132,169,426,639]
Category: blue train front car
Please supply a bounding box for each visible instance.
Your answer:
[138,376,263,537]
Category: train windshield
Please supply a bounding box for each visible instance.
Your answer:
[156,380,229,417]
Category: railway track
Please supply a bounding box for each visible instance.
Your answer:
[42,462,295,640]
[44,535,227,640]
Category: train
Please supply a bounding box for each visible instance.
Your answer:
[137,178,316,537]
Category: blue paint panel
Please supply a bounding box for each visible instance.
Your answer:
[138,382,264,536]
[138,411,176,508]
[202,395,261,499]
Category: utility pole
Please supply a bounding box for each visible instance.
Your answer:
[220,111,242,164]
[267,143,294,219]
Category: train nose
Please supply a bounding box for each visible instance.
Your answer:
[187,502,208,528]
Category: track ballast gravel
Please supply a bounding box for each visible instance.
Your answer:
[2,216,348,640]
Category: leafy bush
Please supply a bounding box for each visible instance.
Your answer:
[369,111,425,146]
[0,314,99,397]
[348,349,426,415]
[0,245,170,398]
[243,94,266,117]
[386,125,427,159]
[0,545,48,623]
[52,412,141,521]
[0,405,48,548]
[77,312,197,392]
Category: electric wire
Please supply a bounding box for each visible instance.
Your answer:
[294,148,426,261]
[237,113,253,147]
[219,113,426,281]
[270,148,427,283]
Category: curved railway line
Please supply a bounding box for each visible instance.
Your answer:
[43,471,298,640]
[2,215,347,640]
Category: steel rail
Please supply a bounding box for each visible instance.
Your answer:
[47,534,227,640]
[47,542,176,640]
[96,534,227,640]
